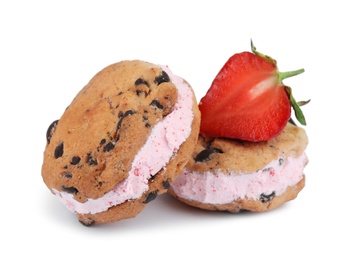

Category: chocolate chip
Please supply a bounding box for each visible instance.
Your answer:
[117,110,135,130]
[103,142,115,152]
[71,156,81,165]
[86,153,97,166]
[100,139,106,146]
[135,78,150,96]
[123,110,135,117]
[195,148,223,162]
[162,179,170,189]
[145,123,151,128]
[263,167,272,172]
[79,218,95,227]
[154,71,170,85]
[54,142,64,159]
[259,191,276,203]
[135,78,149,87]
[279,158,284,166]
[61,186,78,195]
[143,190,158,204]
[46,120,59,144]
[64,172,73,178]
[150,100,163,109]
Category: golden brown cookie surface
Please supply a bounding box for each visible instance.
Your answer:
[42,60,200,225]
[187,122,308,174]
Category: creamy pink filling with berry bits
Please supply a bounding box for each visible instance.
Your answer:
[170,153,308,204]
[52,65,194,215]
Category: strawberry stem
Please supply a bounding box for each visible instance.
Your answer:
[250,40,305,81]
[278,69,305,82]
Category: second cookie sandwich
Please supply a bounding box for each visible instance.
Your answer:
[169,41,309,213]
[168,122,308,212]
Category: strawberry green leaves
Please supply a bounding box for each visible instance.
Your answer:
[251,39,277,66]
[285,86,310,126]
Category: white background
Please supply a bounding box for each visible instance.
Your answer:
[1,0,355,259]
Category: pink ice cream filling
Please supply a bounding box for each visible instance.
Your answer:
[52,65,194,215]
[171,153,308,204]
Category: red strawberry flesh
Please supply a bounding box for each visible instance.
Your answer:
[199,52,292,142]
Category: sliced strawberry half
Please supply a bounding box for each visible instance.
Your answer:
[199,41,308,142]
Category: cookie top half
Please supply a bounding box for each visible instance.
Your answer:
[189,122,308,174]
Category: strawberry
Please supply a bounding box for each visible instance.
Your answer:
[199,41,309,142]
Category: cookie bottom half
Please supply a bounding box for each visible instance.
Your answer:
[168,176,305,213]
